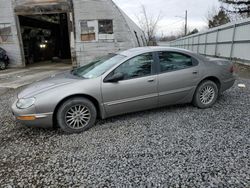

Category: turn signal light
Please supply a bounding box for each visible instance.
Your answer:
[17,116,36,121]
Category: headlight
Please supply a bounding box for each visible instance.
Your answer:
[16,98,36,109]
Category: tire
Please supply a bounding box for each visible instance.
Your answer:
[57,97,97,133]
[0,61,6,70]
[193,80,219,109]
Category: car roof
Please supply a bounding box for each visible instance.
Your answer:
[117,46,194,57]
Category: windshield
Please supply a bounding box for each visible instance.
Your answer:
[72,54,126,79]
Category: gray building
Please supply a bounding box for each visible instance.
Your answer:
[0,0,146,67]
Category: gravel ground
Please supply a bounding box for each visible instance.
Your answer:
[235,63,250,79]
[0,79,249,187]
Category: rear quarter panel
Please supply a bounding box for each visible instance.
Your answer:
[202,58,236,91]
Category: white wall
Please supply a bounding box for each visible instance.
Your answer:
[160,17,250,62]
[73,0,145,66]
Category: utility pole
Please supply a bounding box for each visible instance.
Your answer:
[175,10,188,36]
[185,10,187,36]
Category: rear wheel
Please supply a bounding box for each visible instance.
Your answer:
[0,61,6,70]
[193,80,218,109]
[57,97,97,133]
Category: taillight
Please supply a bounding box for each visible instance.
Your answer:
[230,65,237,73]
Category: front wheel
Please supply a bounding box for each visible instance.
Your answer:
[193,80,219,109]
[57,97,97,133]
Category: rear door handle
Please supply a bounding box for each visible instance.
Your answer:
[192,71,198,75]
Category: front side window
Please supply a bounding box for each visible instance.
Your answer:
[0,23,13,43]
[98,20,113,34]
[159,52,194,73]
[112,53,153,80]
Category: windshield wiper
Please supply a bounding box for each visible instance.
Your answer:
[71,69,85,78]
[71,70,78,76]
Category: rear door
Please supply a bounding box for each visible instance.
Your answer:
[102,52,158,117]
[156,51,200,106]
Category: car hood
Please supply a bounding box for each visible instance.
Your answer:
[18,71,81,98]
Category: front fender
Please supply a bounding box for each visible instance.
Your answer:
[34,77,103,115]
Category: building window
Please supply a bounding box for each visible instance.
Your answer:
[80,20,96,42]
[98,20,113,34]
[0,23,13,43]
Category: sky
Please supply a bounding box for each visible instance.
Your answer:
[113,0,220,36]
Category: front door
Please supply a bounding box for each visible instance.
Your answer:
[102,53,158,117]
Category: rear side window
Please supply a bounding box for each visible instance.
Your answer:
[158,52,195,73]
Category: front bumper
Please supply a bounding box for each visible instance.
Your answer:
[11,99,54,128]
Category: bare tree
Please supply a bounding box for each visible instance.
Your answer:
[206,6,220,25]
[210,9,230,28]
[173,23,191,38]
[136,5,162,46]
[205,6,230,28]
[220,0,250,18]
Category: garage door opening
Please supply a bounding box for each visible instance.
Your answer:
[18,13,72,66]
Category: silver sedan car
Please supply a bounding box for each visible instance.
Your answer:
[12,47,236,133]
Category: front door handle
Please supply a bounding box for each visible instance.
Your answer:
[148,78,155,82]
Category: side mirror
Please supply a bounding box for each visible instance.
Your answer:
[104,72,124,83]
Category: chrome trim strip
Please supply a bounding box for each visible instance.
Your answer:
[35,113,53,118]
[105,93,158,106]
[159,86,194,96]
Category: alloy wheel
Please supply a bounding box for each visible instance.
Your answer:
[199,86,215,105]
[65,105,91,129]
